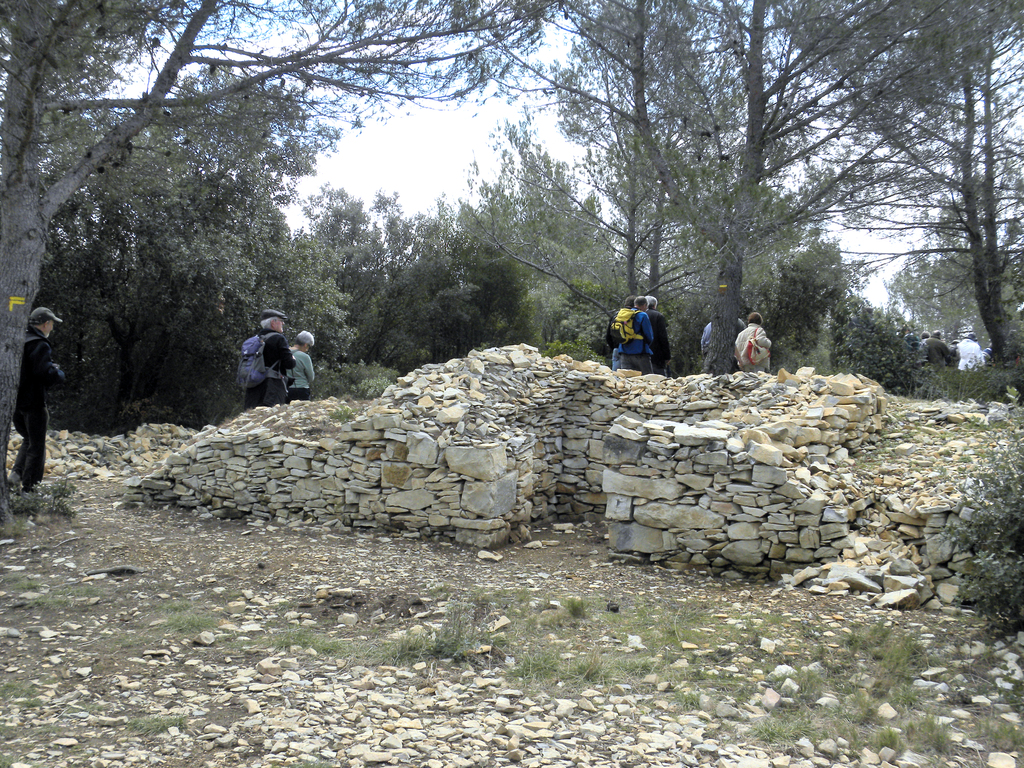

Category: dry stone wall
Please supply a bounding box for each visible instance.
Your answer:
[131,345,892,569]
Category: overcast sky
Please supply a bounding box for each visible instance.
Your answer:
[290,98,563,222]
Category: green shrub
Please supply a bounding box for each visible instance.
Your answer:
[330,405,355,423]
[829,302,922,394]
[11,480,76,519]
[904,714,954,754]
[542,339,604,364]
[911,365,1024,404]
[563,596,589,619]
[946,434,1024,631]
[315,362,398,402]
[378,601,491,664]
[352,373,395,400]
[873,726,903,752]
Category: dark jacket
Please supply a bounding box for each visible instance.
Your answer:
[647,309,671,367]
[243,330,296,409]
[16,326,64,410]
[924,336,952,367]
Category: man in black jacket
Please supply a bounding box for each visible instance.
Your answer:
[10,307,66,494]
[646,296,672,377]
[243,309,296,410]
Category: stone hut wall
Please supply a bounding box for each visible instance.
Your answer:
[601,418,864,580]
[130,346,902,570]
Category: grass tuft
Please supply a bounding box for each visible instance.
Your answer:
[872,726,903,752]
[266,628,351,656]
[376,601,490,664]
[749,712,818,746]
[508,647,562,683]
[904,714,953,754]
[563,597,588,619]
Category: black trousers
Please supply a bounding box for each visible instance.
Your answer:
[287,387,311,402]
[12,405,49,491]
[619,353,653,375]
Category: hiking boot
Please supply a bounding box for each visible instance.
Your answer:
[7,470,21,493]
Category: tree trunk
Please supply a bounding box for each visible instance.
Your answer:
[0,2,49,524]
[108,316,140,414]
[961,62,1009,363]
[625,185,639,295]
[648,195,664,293]
[0,0,219,521]
[975,55,1009,362]
[706,0,769,375]
[0,194,48,524]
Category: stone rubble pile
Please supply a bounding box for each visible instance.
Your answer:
[13,344,1019,610]
[7,423,197,481]
[778,397,1021,609]
[600,388,1020,607]
[120,345,1022,609]
[128,348,889,552]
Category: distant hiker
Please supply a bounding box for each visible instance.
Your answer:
[646,296,672,377]
[704,317,747,372]
[242,309,295,410]
[924,330,953,368]
[287,331,316,402]
[617,296,654,374]
[10,307,66,494]
[701,322,712,356]
[606,296,636,371]
[957,331,985,371]
[734,312,772,373]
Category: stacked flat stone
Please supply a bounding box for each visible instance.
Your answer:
[601,391,881,581]
[129,346,890,554]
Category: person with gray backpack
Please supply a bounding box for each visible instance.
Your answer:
[238,309,295,410]
[734,312,772,373]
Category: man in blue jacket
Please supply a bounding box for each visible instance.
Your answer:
[619,296,654,374]
[10,307,66,494]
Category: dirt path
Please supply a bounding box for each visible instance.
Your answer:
[4,474,1021,768]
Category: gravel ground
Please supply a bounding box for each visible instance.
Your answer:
[2,469,1022,768]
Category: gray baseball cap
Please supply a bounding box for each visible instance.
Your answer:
[29,307,62,324]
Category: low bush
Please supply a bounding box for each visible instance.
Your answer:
[911,365,1024,404]
[829,305,923,394]
[10,480,76,519]
[946,432,1024,631]
[314,362,398,402]
[542,339,605,364]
